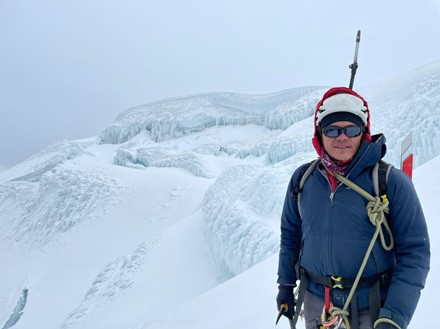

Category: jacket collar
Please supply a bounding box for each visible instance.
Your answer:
[345,133,387,179]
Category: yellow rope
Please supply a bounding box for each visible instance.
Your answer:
[374,317,402,329]
[327,172,394,329]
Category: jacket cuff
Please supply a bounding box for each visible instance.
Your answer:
[374,308,406,329]
[276,277,297,286]
[277,282,297,289]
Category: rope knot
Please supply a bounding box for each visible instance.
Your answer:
[329,306,351,329]
[365,196,393,251]
[366,196,388,226]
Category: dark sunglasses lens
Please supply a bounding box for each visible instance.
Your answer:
[345,126,362,137]
[323,127,340,137]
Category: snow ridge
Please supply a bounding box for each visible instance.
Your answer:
[0,140,91,184]
[0,165,122,248]
[98,87,324,145]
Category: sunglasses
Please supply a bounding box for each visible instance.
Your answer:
[322,125,363,138]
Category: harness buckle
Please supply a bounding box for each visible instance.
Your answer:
[331,276,343,289]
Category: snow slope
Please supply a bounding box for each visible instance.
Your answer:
[1,60,439,329]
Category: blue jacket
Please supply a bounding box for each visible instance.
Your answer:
[277,134,430,329]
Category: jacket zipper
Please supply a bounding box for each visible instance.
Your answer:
[329,192,335,205]
[318,167,341,206]
[318,167,342,274]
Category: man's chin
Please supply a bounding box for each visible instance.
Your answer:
[331,151,354,162]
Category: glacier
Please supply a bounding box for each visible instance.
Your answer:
[1,60,440,329]
[98,87,324,144]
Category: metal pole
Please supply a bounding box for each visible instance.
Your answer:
[349,30,361,89]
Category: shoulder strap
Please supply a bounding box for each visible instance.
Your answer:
[296,159,320,219]
[372,161,393,197]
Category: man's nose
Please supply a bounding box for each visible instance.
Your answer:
[336,132,349,140]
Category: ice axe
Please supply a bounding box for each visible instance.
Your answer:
[348,30,361,89]
[275,303,295,329]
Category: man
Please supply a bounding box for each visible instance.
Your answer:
[276,87,430,329]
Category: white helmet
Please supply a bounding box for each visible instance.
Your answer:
[316,93,368,127]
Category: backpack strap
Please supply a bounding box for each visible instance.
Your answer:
[372,161,393,198]
[295,159,321,219]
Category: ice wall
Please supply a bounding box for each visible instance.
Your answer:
[99,87,324,145]
[201,164,290,276]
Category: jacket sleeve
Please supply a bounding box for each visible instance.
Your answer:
[380,168,430,329]
[276,165,306,286]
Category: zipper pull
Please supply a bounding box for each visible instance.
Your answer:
[329,192,334,205]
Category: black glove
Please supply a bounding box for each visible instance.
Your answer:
[276,285,296,319]
[375,321,399,329]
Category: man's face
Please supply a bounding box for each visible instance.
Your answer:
[321,121,363,162]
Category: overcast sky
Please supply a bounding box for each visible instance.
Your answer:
[1,0,439,169]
